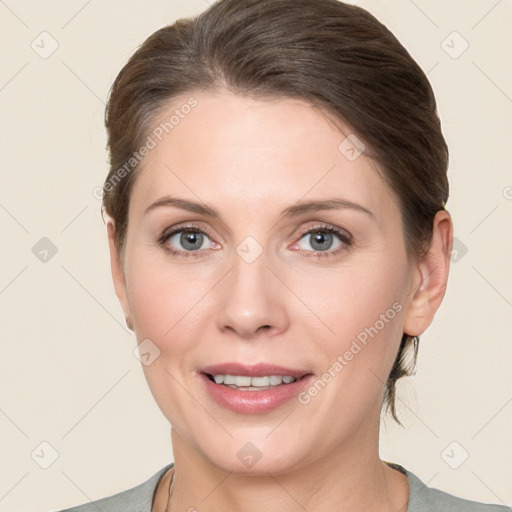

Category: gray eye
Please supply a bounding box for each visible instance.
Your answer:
[181,232,204,250]
[297,230,342,252]
[168,230,210,251]
[310,232,333,251]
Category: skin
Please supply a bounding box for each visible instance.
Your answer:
[107,90,452,512]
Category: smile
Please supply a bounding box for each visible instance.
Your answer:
[199,367,315,414]
[207,373,298,390]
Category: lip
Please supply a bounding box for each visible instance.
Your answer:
[200,362,311,379]
[198,363,315,414]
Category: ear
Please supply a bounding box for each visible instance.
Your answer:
[106,218,132,329]
[403,210,453,337]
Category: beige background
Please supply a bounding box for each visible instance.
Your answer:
[0,0,511,510]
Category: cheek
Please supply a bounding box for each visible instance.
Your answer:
[299,260,406,340]
[125,254,215,424]
[291,251,409,391]
[125,248,215,342]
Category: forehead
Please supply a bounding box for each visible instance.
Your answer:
[130,90,397,221]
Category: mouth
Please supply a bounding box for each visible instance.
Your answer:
[203,372,311,391]
[199,362,312,390]
[198,363,315,414]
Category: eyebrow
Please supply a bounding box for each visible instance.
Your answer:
[144,196,374,219]
[144,196,218,217]
[281,198,374,219]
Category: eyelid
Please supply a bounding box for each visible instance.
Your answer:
[157,221,352,257]
[161,222,218,243]
[291,222,352,244]
[157,222,220,257]
[287,222,353,257]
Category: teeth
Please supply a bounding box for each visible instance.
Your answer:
[211,374,297,387]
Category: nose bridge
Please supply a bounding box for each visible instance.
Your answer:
[215,239,289,337]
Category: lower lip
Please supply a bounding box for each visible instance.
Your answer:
[200,373,315,414]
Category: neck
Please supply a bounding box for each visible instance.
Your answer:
[155,417,409,512]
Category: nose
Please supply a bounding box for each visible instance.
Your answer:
[214,249,290,339]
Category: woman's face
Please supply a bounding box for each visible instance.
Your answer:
[110,90,427,474]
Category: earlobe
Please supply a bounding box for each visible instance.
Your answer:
[106,218,132,327]
[403,210,453,337]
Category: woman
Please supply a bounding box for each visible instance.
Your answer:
[61,0,510,511]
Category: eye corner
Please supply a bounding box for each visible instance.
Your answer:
[291,223,353,257]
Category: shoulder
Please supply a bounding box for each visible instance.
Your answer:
[57,463,174,512]
[393,464,511,512]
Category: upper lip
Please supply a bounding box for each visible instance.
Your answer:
[200,363,312,379]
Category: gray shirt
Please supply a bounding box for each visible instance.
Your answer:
[59,462,510,512]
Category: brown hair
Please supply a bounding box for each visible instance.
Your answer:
[102,0,449,424]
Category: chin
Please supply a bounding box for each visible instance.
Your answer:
[190,430,308,476]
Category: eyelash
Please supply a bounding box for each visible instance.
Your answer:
[293,224,352,259]
[155,223,353,259]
